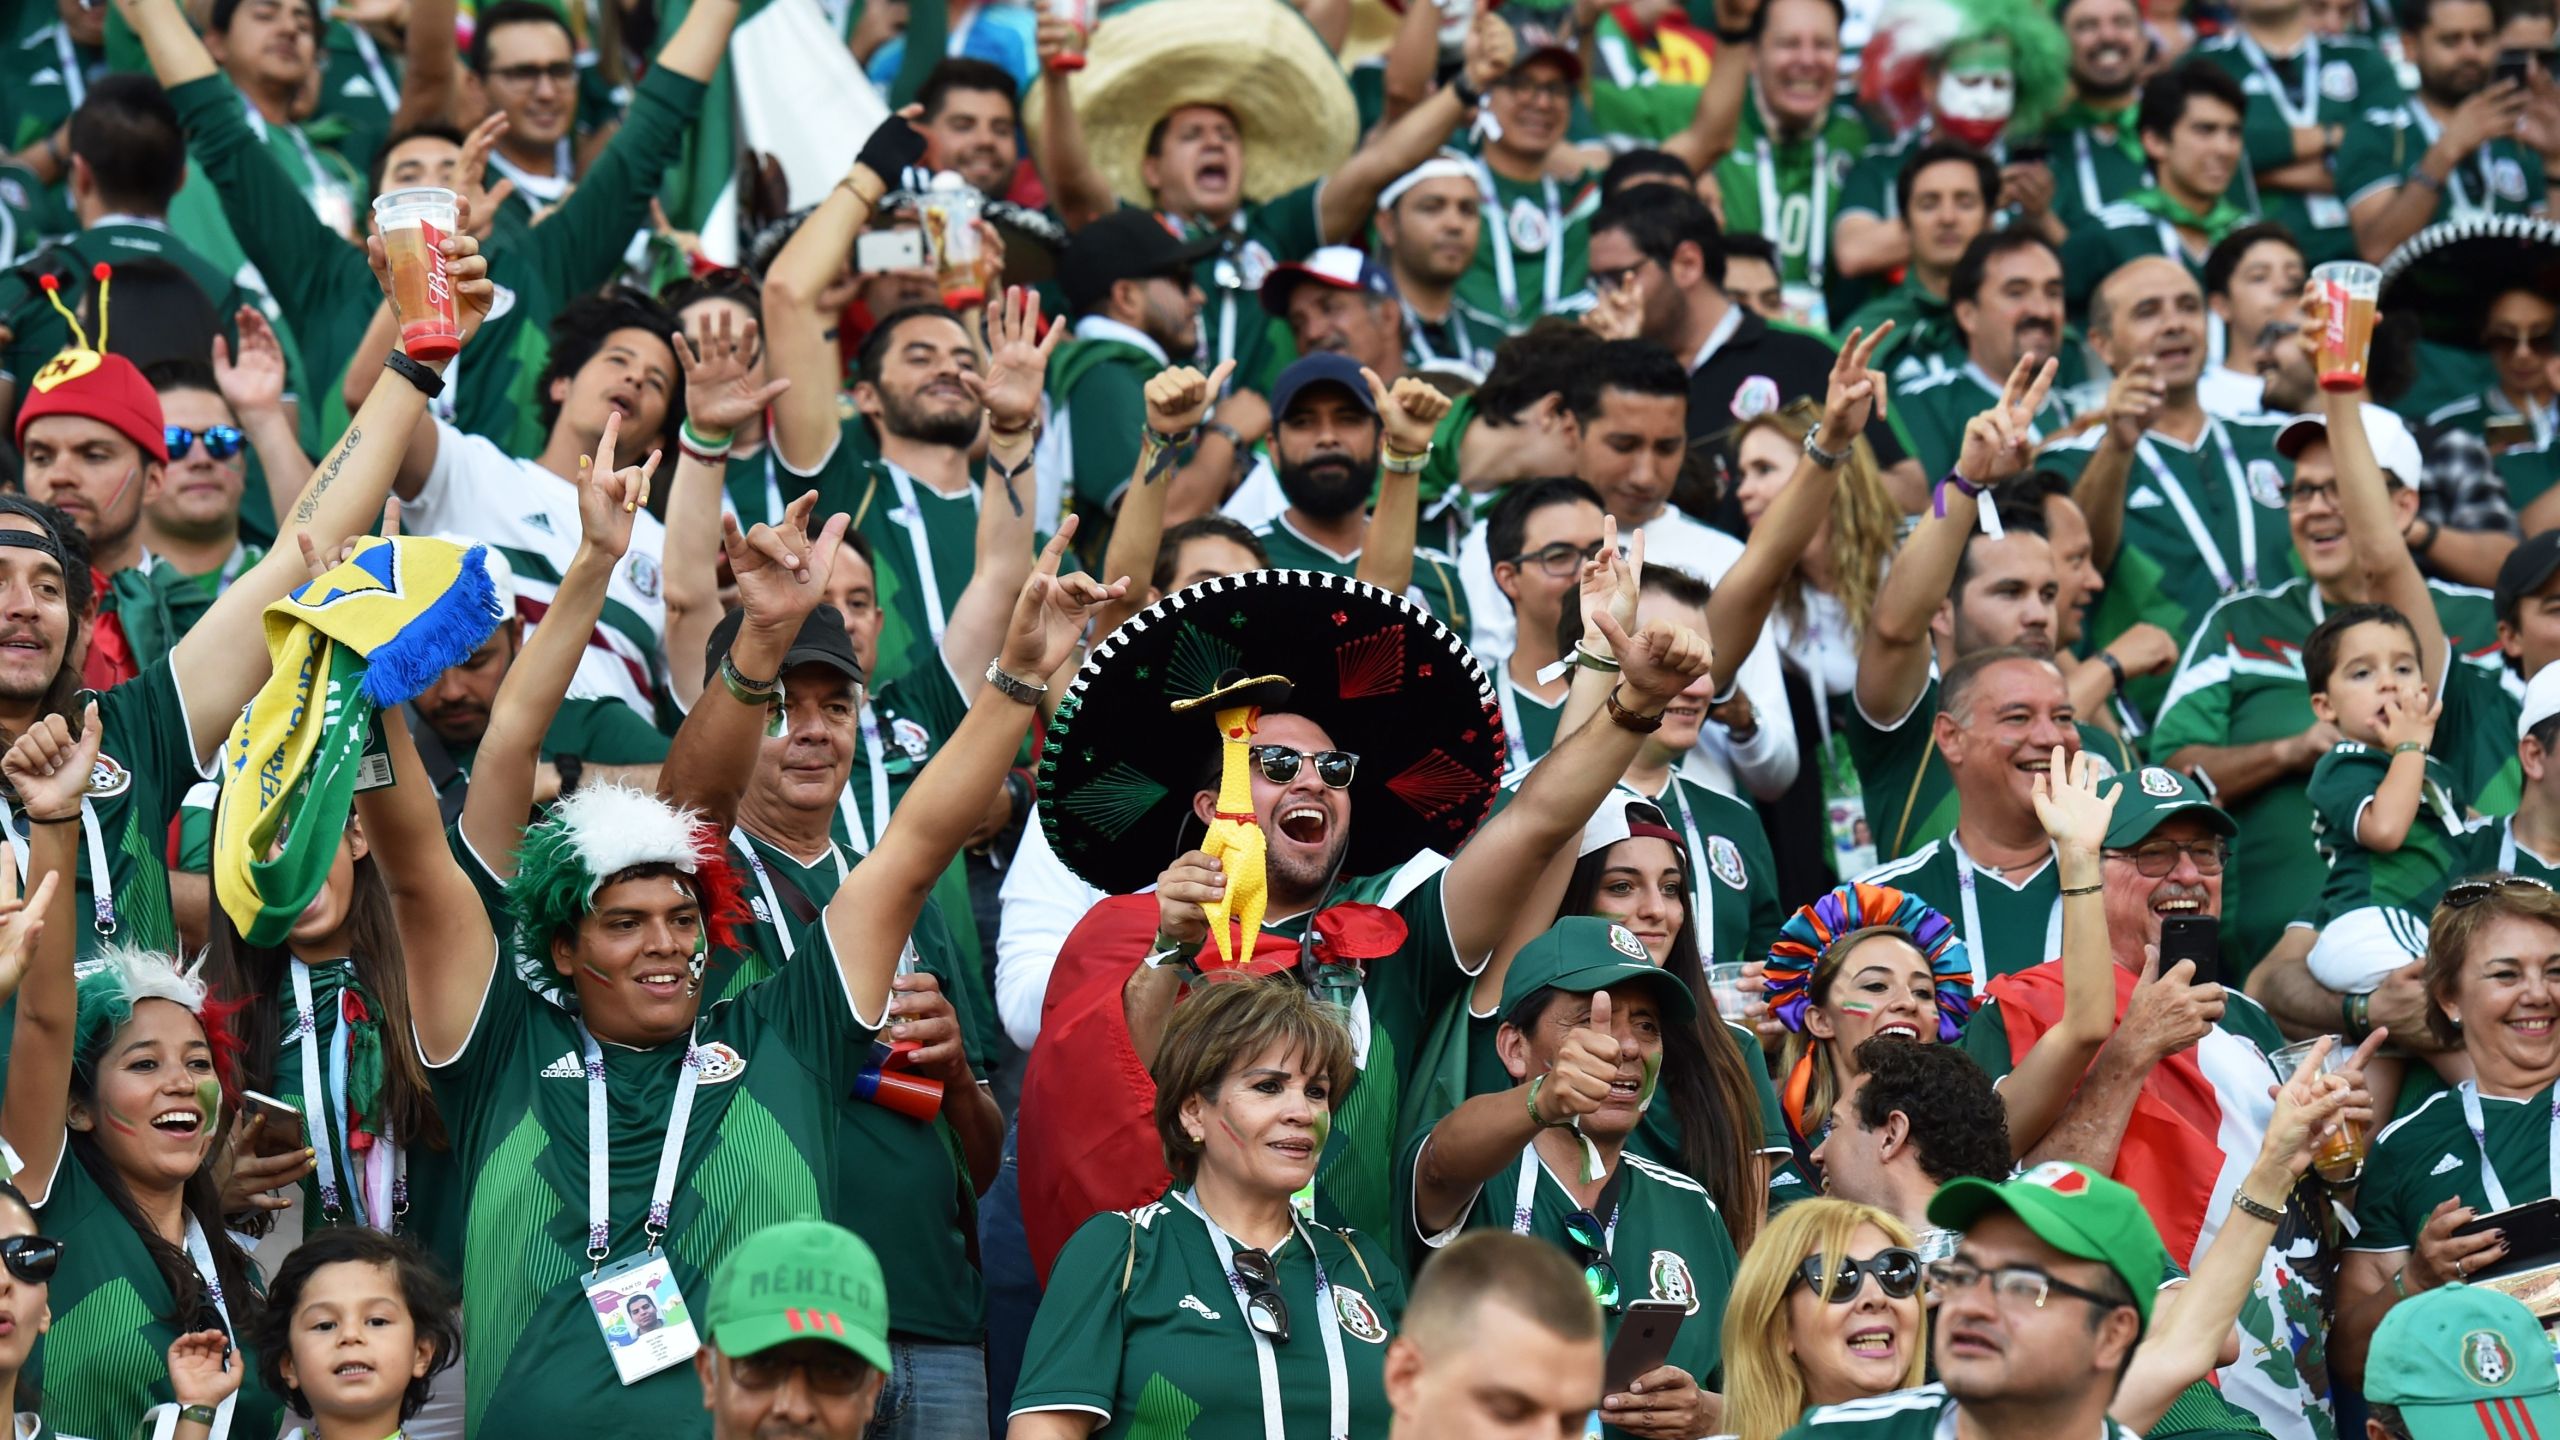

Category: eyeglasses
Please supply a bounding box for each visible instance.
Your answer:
[0,1235,61,1284]
[1505,539,1606,577]
[1232,1247,1291,1343]
[164,425,244,461]
[490,60,576,87]
[1792,1248,1923,1303]
[2486,328,2560,356]
[1563,1209,1623,1312]
[2101,839,2226,877]
[2283,478,2340,509]
[728,1349,874,1395]
[1249,745,1358,789]
[1591,258,1654,294]
[1924,1258,2128,1314]
[1496,77,1575,103]
[2446,875,2559,908]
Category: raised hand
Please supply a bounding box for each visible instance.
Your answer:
[1365,367,1451,458]
[1144,360,1235,436]
[2378,690,2442,753]
[997,518,1128,682]
[455,112,514,240]
[578,410,659,561]
[1153,849,1224,951]
[1576,515,1643,647]
[1539,989,1624,1122]
[1581,278,1645,340]
[1822,321,1892,444]
[676,308,790,439]
[211,1112,315,1215]
[2119,949,2223,1064]
[296,497,398,581]
[2445,79,2529,159]
[0,852,57,1005]
[974,286,1064,436]
[2031,745,2116,854]
[1034,11,1087,66]
[2098,352,2164,449]
[721,490,851,633]
[1956,353,2059,486]
[4,700,100,824]
[1463,8,1517,90]
[165,1329,244,1411]
[363,198,494,349]
[1593,609,1713,708]
[210,305,287,419]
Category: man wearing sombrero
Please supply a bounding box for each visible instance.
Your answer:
[1029,0,1523,392]
[1015,568,1718,1275]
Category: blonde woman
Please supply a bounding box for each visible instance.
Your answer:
[1722,1199,1927,1440]
[1726,400,1900,711]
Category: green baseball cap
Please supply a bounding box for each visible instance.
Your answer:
[1926,1161,2174,1327]
[703,1218,893,1372]
[1498,916,1697,1023]
[2368,1284,2560,1440]
[2097,766,2238,849]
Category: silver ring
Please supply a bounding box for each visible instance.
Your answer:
[2457,1257,2469,1279]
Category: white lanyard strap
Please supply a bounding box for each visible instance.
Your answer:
[2457,1079,2560,1213]
[2072,128,2107,218]
[7,799,118,938]
[730,828,850,962]
[843,700,892,852]
[1479,168,1564,317]
[885,465,971,646]
[1947,836,2063,987]
[179,1219,237,1440]
[1655,780,1715,965]
[1495,666,1532,777]
[54,25,85,109]
[346,23,401,111]
[290,960,347,1219]
[1173,1190,1350,1440]
[2410,104,2500,220]
[1403,302,1488,371]
[1510,1139,1622,1242]
[578,1021,703,1267]
[2237,33,2322,129]
[1755,134,1830,283]
[2505,821,2522,874]
[2134,420,2257,589]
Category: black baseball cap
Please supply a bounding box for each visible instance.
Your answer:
[1059,210,1219,315]
[705,605,864,689]
[2498,530,2560,627]
[1270,352,1378,421]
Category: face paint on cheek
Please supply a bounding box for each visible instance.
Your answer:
[195,1078,221,1125]
[1306,1109,1331,1154]
[1835,999,1879,1016]
[1635,1051,1663,1112]
[579,962,616,984]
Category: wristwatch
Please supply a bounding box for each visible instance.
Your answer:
[1803,423,1849,469]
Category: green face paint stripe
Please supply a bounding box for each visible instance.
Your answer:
[1835,999,1879,1016]
[1636,1051,1662,1112]
[194,1077,221,1123]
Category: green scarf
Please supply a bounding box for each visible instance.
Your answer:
[2125,186,2253,246]
[2053,98,2146,166]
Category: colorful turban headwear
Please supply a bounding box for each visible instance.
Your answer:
[1764,881,1975,1041]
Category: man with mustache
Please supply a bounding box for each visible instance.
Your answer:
[1374,157,1507,377]
[1263,247,1408,387]
[2193,0,2404,267]
[2036,0,2152,234]
[2062,64,2259,313]
[2340,0,2543,261]
[1892,232,2074,477]
[914,57,1021,200]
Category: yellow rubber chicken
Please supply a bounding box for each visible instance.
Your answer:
[1171,673,1294,970]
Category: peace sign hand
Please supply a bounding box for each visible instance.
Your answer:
[1821,322,1892,444]
[1956,354,2058,486]
[997,517,1129,681]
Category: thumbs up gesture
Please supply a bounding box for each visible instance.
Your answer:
[1543,990,1627,1122]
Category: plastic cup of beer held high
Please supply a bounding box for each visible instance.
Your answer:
[921,171,988,310]
[2271,1035,2370,1185]
[2311,260,2382,393]
[372,187,463,361]
[1044,0,1089,69]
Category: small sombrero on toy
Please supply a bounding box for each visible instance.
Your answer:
[1023,0,1359,211]
[2380,217,2560,351]
[1039,569,1505,895]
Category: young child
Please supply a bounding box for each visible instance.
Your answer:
[238,1227,461,1440]
[2303,602,2464,996]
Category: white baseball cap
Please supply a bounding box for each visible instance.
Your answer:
[2274,404,2428,491]
[2522,660,2560,744]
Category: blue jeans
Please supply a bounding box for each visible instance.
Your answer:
[864,1338,989,1440]
[979,1121,1040,1440]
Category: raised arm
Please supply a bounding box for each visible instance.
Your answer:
[0,711,86,1199]
[1685,0,1759,169]
[1032,17,1118,231]
[943,288,1062,681]
[1412,990,1624,1233]
[1354,370,1453,598]
[213,306,316,527]
[392,0,461,133]
[663,310,793,710]
[2066,356,2159,574]
[1378,0,1445,124]
[112,0,217,89]
[1314,14,1513,243]
[2326,361,2445,691]
[361,687,497,1067]
[171,224,493,763]
[1088,362,1235,640]
[1998,748,2118,1154]
[764,111,924,471]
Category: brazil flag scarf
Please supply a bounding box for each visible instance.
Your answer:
[216,536,499,944]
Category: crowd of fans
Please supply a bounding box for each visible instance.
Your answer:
[7,0,2560,1434]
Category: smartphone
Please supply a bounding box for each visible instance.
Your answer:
[2007,141,2051,167]
[2488,414,2535,453]
[2456,1197,2560,1279]
[855,227,925,274]
[237,1088,307,1151]
[1603,1299,1687,1395]
[2497,47,2537,86]
[2158,915,2221,988]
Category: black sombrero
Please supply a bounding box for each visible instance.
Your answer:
[1038,569,1506,896]
[2379,216,2560,350]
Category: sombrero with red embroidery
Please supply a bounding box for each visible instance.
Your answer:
[1038,569,1505,896]
[14,263,168,464]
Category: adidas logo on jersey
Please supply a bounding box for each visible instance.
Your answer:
[525,513,555,534]
[1178,1294,1223,1320]
[540,1051,585,1079]
[2128,487,2167,510]
[2432,1153,2464,1176]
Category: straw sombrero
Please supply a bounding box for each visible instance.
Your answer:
[2379,216,2560,351]
[1024,0,1360,212]
[1038,569,1505,896]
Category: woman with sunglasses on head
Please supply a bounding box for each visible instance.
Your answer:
[1405,916,1738,1440]
[1721,1199,1926,1440]
[2332,874,2560,1386]
[1009,975,1405,1440]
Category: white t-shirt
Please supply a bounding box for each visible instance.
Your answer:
[407,420,671,717]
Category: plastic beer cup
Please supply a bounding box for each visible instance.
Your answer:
[921,172,987,309]
[2311,261,2381,393]
[2271,1035,2369,1185]
[1044,0,1089,69]
[1707,962,1755,1025]
[372,187,462,362]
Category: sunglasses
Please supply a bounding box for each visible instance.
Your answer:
[164,425,245,461]
[1232,1247,1290,1343]
[1249,745,1358,789]
[1792,1248,1923,1302]
[1563,1209,1623,1312]
[0,1235,61,1285]
[2446,875,2559,908]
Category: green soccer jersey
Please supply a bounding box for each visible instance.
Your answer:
[313,20,400,179]
[1839,276,1957,378]
[26,1154,289,1440]
[1784,1385,2145,1440]
[1165,186,1329,396]
[1047,320,1170,526]
[428,907,878,1437]
[2059,197,2239,315]
[1892,362,2075,482]
[1,23,102,155]
[106,544,265,676]
[851,463,979,693]
[1455,164,1602,334]
[1713,91,1869,313]
[2038,107,2153,237]
[2307,742,2466,920]
[2036,416,2296,646]
[2353,1079,2548,1253]
[2447,817,2560,892]
[1015,1197,1406,1440]
[1251,515,1472,633]
[2190,32,2402,266]
[1494,670,1566,772]
[2337,100,2548,225]
[1406,1137,1737,1426]
[1845,676,2134,863]
[1857,839,2064,982]
[432,698,673,807]
[1403,299,1509,375]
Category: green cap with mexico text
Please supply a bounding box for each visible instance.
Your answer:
[2096,767,2237,849]
[704,1218,893,1371]
[2367,1284,2560,1440]
[1499,916,1697,1023]
[1927,1161,2173,1328]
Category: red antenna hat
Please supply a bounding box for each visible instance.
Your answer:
[13,263,169,465]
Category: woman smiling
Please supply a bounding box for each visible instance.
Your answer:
[1720,1200,1926,1440]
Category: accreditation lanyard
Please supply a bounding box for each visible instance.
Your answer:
[1512,1137,1624,1252]
[2134,419,2257,590]
[290,959,404,1227]
[2458,1079,2560,1212]
[180,1218,238,1440]
[346,23,401,112]
[1648,777,1716,965]
[3,798,118,939]
[2409,103,2502,222]
[1172,1189,1350,1440]
[578,1020,703,1268]
[53,26,86,109]
[2237,33,2323,129]
[1479,168,1565,318]
[1756,134,1830,285]
[885,464,974,648]
[1946,836,2062,987]
[833,702,895,853]
[2070,128,2118,221]
[729,828,850,962]
[1403,302,1489,373]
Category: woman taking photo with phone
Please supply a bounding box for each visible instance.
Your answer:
[1009,976,1406,1440]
